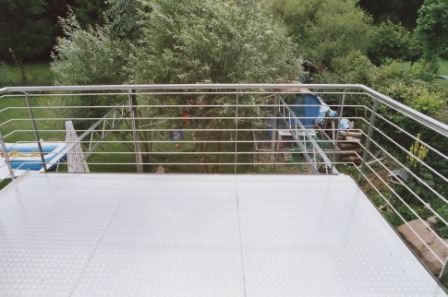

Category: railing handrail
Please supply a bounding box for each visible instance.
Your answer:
[359,85,448,136]
[1,84,446,136]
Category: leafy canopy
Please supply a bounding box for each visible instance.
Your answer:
[53,0,302,84]
[51,0,303,173]
[52,12,129,85]
[416,0,448,71]
[271,0,373,67]
[367,21,420,66]
[132,0,302,84]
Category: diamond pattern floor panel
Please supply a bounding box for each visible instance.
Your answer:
[0,173,445,296]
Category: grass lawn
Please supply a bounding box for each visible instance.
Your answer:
[439,59,448,74]
[437,60,448,88]
[391,58,448,73]
[0,62,53,87]
[0,97,59,142]
[391,59,448,89]
[436,78,448,88]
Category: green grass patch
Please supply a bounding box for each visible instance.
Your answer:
[391,58,448,74]
[0,62,53,87]
[389,60,413,72]
[0,96,64,143]
[390,59,448,89]
[438,59,448,75]
[436,78,448,88]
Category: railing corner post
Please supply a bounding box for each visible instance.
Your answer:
[439,258,448,281]
[128,89,144,173]
[0,132,15,180]
[358,97,379,182]
[25,92,47,172]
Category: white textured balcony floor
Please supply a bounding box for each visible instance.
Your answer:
[0,173,445,297]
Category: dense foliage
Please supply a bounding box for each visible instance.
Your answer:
[53,0,302,85]
[271,0,374,67]
[52,12,129,85]
[132,0,301,84]
[52,0,303,173]
[416,0,448,71]
[368,21,420,66]
[2,0,448,87]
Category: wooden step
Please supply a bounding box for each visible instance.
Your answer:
[283,152,293,161]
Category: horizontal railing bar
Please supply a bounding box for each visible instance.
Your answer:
[0,103,366,109]
[352,113,447,175]
[352,117,448,202]
[0,115,364,120]
[356,140,448,224]
[44,150,353,156]
[0,90,366,98]
[0,83,365,93]
[44,161,340,167]
[357,115,448,183]
[352,165,446,264]
[5,128,362,133]
[361,105,448,161]
[360,166,448,254]
[0,139,344,145]
[354,124,448,203]
[360,86,448,136]
[1,83,445,134]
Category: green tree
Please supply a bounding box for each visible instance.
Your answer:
[53,0,302,172]
[52,12,130,130]
[0,0,52,84]
[52,0,147,85]
[106,0,147,41]
[416,0,448,72]
[52,12,129,85]
[367,21,420,66]
[131,0,302,172]
[316,50,377,84]
[132,0,301,84]
[71,0,109,28]
[271,0,374,68]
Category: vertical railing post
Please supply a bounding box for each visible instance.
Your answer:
[234,91,239,174]
[439,258,448,282]
[25,92,47,172]
[331,90,347,172]
[128,90,144,173]
[334,91,347,145]
[358,97,379,182]
[0,132,15,180]
[271,95,280,169]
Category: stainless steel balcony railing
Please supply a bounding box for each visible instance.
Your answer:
[0,83,447,280]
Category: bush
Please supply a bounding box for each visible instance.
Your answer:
[368,21,417,66]
[436,205,448,237]
[271,0,374,67]
[315,51,377,85]
[378,81,446,115]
